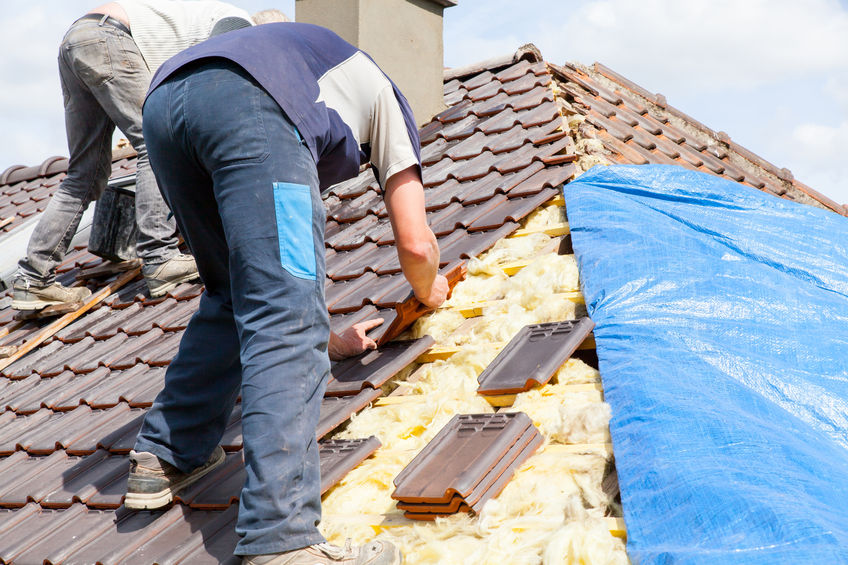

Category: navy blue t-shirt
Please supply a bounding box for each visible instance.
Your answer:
[148,22,421,190]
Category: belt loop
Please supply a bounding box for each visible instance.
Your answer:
[99,14,109,26]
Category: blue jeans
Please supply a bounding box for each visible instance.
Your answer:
[134,60,330,555]
[18,18,179,285]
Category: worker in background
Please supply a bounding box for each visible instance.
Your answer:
[11,1,286,311]
[124,20,449,565]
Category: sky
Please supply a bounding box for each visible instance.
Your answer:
[1,0,846,205]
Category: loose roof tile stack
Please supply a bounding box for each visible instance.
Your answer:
[550,62,847,216]
[0,49,581,561]
[391,412,543,520]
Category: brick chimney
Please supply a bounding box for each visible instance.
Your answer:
[295,0,456,125]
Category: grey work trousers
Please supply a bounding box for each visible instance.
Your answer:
[17,17,179,286]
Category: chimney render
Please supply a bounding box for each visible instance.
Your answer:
[295,0,456,125]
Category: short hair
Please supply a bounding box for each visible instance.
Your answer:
[252,9,289,24]
[209,16,252,36]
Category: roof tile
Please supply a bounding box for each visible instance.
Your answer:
[91,404,147,454]
[439,222,519,263]
[105,329,165,370]
[3,371,74,415]
[469,188,559,231]
[45,367,111,411]
[326,337,434,396]
[462,70,496,91]
[392,412,538,502]
[318,436,381,493]
[467,79,503,102]
[318,388,383,439]
[477,318,595,395]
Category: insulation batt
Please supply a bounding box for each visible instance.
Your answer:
[321,204,626,564]
[507,374,612,445]
[521,203,568,231]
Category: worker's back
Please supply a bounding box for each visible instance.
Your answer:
[148,22,421,190]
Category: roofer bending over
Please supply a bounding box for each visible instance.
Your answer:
[11,1,279,310]
[124,22,448,565]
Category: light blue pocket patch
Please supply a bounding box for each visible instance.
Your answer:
[272,182,316,280]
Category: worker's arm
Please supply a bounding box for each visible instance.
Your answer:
[328,318,383,361]
[384,165,448,308]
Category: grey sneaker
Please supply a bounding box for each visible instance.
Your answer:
[143,253,199,298]
[124,445,225,510]
[11,279,92,311]
[242,541,402,565]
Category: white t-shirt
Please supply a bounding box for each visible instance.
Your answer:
[118,0,251,72]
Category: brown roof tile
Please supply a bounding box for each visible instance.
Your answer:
[477,318,595,395]
[326,336,434,396]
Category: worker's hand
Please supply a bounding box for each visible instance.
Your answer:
[328,318,384,361]
[415,274,449,309]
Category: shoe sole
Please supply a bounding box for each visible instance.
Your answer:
[10,296,89,311]
[10,298,65,311]
[146,272,200,299]
[124,448,226,510]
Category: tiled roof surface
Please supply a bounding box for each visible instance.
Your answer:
[551,62,847,215]
[0,50,577,562]
[0,45,839,562]
[0,149,138,236]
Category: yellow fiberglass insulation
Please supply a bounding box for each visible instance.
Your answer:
[408,307,466,343]
[554,358,602,385]
[403,344,501,398]
[321,203,626,563]
[467,233,553,276]
[335,393,494,452]
[543,521,629,565]
[521,202,568,231]
[321,449,411,517]
[507,382,612,445]
[365,447,624,565]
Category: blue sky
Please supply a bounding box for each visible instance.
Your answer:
[1,0,846,205]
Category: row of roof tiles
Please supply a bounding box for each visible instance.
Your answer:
[551,61,846,215]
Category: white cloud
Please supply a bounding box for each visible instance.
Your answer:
[534,0,848,93]
[0,4,79,168]
[824,75,848,110]
[789,120,848,203]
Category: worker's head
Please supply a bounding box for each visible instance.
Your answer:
[252,9,289,24]
[209,16,252,36]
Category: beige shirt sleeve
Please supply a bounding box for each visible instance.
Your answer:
[368,85,420,185]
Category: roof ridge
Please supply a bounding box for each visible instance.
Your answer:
[443,44,543,83]
[549,60,846,215]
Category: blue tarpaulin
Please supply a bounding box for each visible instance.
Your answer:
[564,165,848,564]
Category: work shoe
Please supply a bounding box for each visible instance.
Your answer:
[143,253,199,298]
[242,541,402,565]
[11,279,91,310]
[124,445,225,510]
